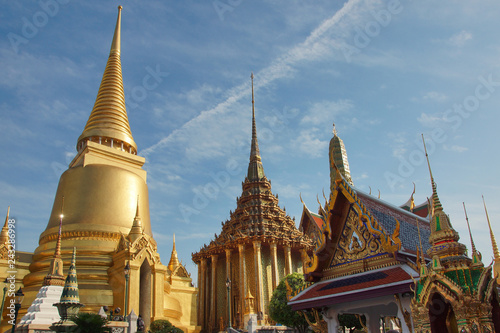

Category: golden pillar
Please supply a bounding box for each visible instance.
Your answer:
[210,254,218,330]
[199,259,207,330]
[225,249,232,326]
[270,242,279,289]
[253,241,265,323]
[152,264,167,319]
[300,248,308,273]
[238,244,247,328]
[284,244,292,276]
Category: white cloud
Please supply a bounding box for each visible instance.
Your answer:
[423,91,448,103]
[448,30,473,47]
[140,0,376,159]
[292,129,329,158]
[444,145,468,153]
[417,112,445,128]
[301,99,354,125]
[387,132,408,158]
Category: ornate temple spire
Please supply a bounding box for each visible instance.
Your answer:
[483,196,500,261]
[463,202,482,266]
[0,207,10,245]
[77,6,137,154]
[329,123,353,189]
[128,196,143,243]
[168,234,180,272]
[44,198,65,286]
[483,196,500,283]
[422,135,465,259]
[59,247,81,304]
[247,73,265,181]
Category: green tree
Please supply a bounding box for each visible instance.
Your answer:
[268,273,310,333]
[149,319,183,333]
[71,312,109,333]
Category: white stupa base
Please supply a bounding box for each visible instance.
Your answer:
[18,285,64,326]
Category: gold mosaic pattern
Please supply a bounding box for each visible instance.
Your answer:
[245,247,255,299]
[216,258,226,322]
[261,245,272,307]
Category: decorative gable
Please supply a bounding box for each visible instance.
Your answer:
[329,207,386,268]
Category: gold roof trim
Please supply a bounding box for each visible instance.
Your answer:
[77,6,137,153]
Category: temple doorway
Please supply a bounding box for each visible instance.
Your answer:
[429,293,456,333]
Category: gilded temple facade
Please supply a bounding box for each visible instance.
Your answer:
[192,76,312,332]
[290,129,500,333]
[0,7,198,333]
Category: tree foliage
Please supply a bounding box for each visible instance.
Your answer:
[149,319,183,333]
[71,312,109,333]
[268,273,310,333]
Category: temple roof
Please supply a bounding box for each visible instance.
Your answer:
[77,6,137,154]
[289,265,417,311]
[356,191,431,256]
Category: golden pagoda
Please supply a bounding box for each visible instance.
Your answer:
[192,74,312,332]
[7,7,199,332]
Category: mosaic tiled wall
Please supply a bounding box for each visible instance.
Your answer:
[245,246,255,301]
[216,256,227,326]
[261,245,272,309]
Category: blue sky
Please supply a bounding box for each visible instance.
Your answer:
[2,0,500,284]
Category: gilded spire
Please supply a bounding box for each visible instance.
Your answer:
[0,207,10,245]
[247,73,265,181]
[483,196,500,261]
[54,197,64,257]
[128,196,143,243]
[422,135,464,259]
[77,5,137,154]
[329,123,353,188]
[168,234,180,272]
[44,197,65,286]
[463,202,482,266]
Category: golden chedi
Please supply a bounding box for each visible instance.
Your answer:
[17,7,199,332]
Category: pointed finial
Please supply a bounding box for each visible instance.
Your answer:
[247,73,265,181]
[410,182,416,212]
[378,189,381,199]
[463,202,478,258]
[332,122,337,136]
[135,195,140,219]
[483,195,500,261]
[55,196,64,257]
[77,5,137,154]
[168,233,180,272]
[0,207,10,245]
[128,195,143,242]
[422,134,442,212]
[110,6,122,55]
[251,72,255,114]
[369,186,371,195]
